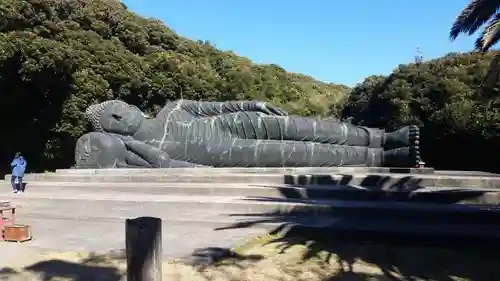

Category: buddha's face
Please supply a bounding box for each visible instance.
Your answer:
[100,102,145,135]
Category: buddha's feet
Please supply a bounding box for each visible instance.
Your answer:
[383,146,422,167]
[383,125,420,150]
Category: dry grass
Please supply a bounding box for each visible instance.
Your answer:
[0,239,499,281]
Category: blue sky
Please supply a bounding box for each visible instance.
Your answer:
[122,0,477,87]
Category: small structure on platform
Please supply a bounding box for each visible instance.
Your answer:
[416,161,426,169]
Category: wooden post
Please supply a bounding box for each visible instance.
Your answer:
[126,217,162,281]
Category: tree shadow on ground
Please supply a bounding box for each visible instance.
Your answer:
[301,231,500,281]
[224,225,500,281]
[183,247,264,266]
[0,268,17,281]
[0,249,265,281]
[0,251,126,281]
[210,172,500,281]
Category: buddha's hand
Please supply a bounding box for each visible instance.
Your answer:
[110,134,172,167]
[110,134,143,155]
[254,101,288,116]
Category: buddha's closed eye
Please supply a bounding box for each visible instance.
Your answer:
[112,114,122,121]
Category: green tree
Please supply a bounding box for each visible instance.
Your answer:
[0,0,350,172]
[342,52,500,172]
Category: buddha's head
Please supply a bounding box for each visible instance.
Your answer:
[85,100,149,135]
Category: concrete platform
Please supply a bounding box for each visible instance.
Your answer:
[1,181,499,204]
[2,166,499,259]
[1,188,500,258]
[2,191,500,225]
[55,167,436,174]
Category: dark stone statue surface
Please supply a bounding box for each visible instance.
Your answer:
[74,99,421,168]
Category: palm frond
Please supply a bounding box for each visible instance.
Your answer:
[450,0,500,40]
[475,13,500,51]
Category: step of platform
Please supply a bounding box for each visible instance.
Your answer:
[55,167,436,175]
[1,181,499,204]
[54,167,500,179]
[13,173,286,183]
[10,172,500,189]
[3,192,500,225]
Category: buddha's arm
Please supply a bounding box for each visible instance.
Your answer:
[179,100,287,117]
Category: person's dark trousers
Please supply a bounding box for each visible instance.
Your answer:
[11,176,23,192]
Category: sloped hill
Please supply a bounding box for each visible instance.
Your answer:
[0,0,349,171]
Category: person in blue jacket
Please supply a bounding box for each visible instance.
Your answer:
[10,152,27,193]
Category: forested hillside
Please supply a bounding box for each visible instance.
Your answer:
[1,0,499,173]
[0,0,349,171]
[343,52,500,172]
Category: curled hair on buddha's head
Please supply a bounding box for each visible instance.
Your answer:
[85,100,145,132]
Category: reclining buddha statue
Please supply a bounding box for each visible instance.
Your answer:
[74,99,421,168]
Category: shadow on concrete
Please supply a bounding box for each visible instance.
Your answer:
[284,173,427,189]
[279,173,493,204]
[255,185,491,205]
[218,173,497,230]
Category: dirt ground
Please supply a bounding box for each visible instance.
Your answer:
[0,238,499,281]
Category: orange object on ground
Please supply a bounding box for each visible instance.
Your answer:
[3,224,32,242]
